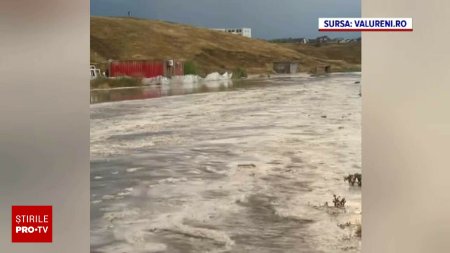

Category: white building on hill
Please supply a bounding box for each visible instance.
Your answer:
[211,28,252,38]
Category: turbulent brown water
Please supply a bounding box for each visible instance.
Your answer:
[90,73,361,253]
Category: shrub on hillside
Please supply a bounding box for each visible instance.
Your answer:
[232,67,247,79]
[184,61,199,75]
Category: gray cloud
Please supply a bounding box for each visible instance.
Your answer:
[91,0,360,39]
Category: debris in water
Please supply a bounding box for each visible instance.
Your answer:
[355,224,362,238]
[237,164,256,168]
[338,222,352,229]
[332,194,346,208]
[344,173,362,187]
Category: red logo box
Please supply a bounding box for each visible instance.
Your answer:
[12,206,52,243]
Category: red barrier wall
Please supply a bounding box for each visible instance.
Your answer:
[109,60,165,78]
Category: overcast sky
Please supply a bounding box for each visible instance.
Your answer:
[91,0,360,39]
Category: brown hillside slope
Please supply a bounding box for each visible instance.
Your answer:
[91,16,359,75]
[282,43,361,65]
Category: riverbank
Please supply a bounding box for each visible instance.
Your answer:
[90,71,362,90]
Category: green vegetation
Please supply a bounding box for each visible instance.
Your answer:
[90,77,142,89]
[232,67,247,79]
[183,61,199,75]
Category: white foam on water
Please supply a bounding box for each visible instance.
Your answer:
[204,166,227,175]
[91,74,362,252]
[171,74,202,83]
[158,177,188,184]
[102,195,115,200]
[149,210,236,252]
[141,72,231,86]
[96,239,167,253]
[126,167,143,173]
[204,72,232,81]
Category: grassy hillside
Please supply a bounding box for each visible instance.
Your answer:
[281,43,361,65]
[91,16,360,75]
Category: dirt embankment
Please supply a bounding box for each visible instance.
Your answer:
[91,16,360,75]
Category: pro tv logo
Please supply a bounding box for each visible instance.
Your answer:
[12,206,52,243]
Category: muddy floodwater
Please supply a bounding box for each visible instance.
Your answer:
[90,73,362,253]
